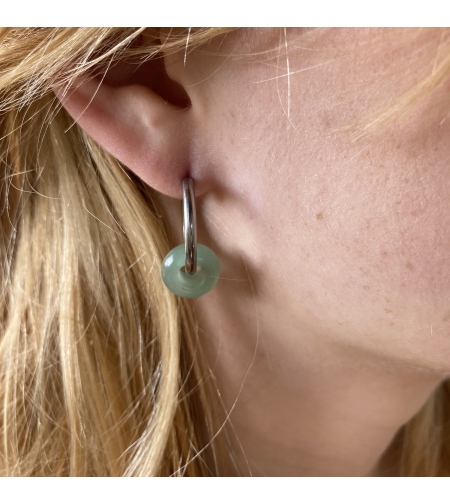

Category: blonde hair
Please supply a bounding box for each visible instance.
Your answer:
[0,27,450,476]
[0,27,236,476]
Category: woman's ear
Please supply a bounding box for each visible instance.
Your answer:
[54,54,194,199]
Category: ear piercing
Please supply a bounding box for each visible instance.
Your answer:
[161,177,220,298]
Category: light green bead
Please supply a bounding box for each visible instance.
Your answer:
[161,244,220,298]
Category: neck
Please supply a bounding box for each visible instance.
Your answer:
[196,286,443,476]
[157,193,445,476]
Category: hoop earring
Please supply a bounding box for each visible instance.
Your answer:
[161,177,220,298]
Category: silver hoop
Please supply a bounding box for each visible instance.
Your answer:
[182,177,197,274]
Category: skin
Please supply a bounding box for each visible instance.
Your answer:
[59,28,450,475]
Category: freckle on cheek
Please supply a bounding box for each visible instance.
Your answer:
[363,285,371,291]
[316,212,324,220]
[406,262,414,270]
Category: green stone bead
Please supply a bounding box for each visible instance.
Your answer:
[161,244,220,298]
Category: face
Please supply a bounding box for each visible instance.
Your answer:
[165,28,450,374]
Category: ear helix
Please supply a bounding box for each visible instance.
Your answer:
[161,178,220,298]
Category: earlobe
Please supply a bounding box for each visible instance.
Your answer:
[54,70,192,199]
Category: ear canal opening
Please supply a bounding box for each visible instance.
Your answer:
[103,52,192,110]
